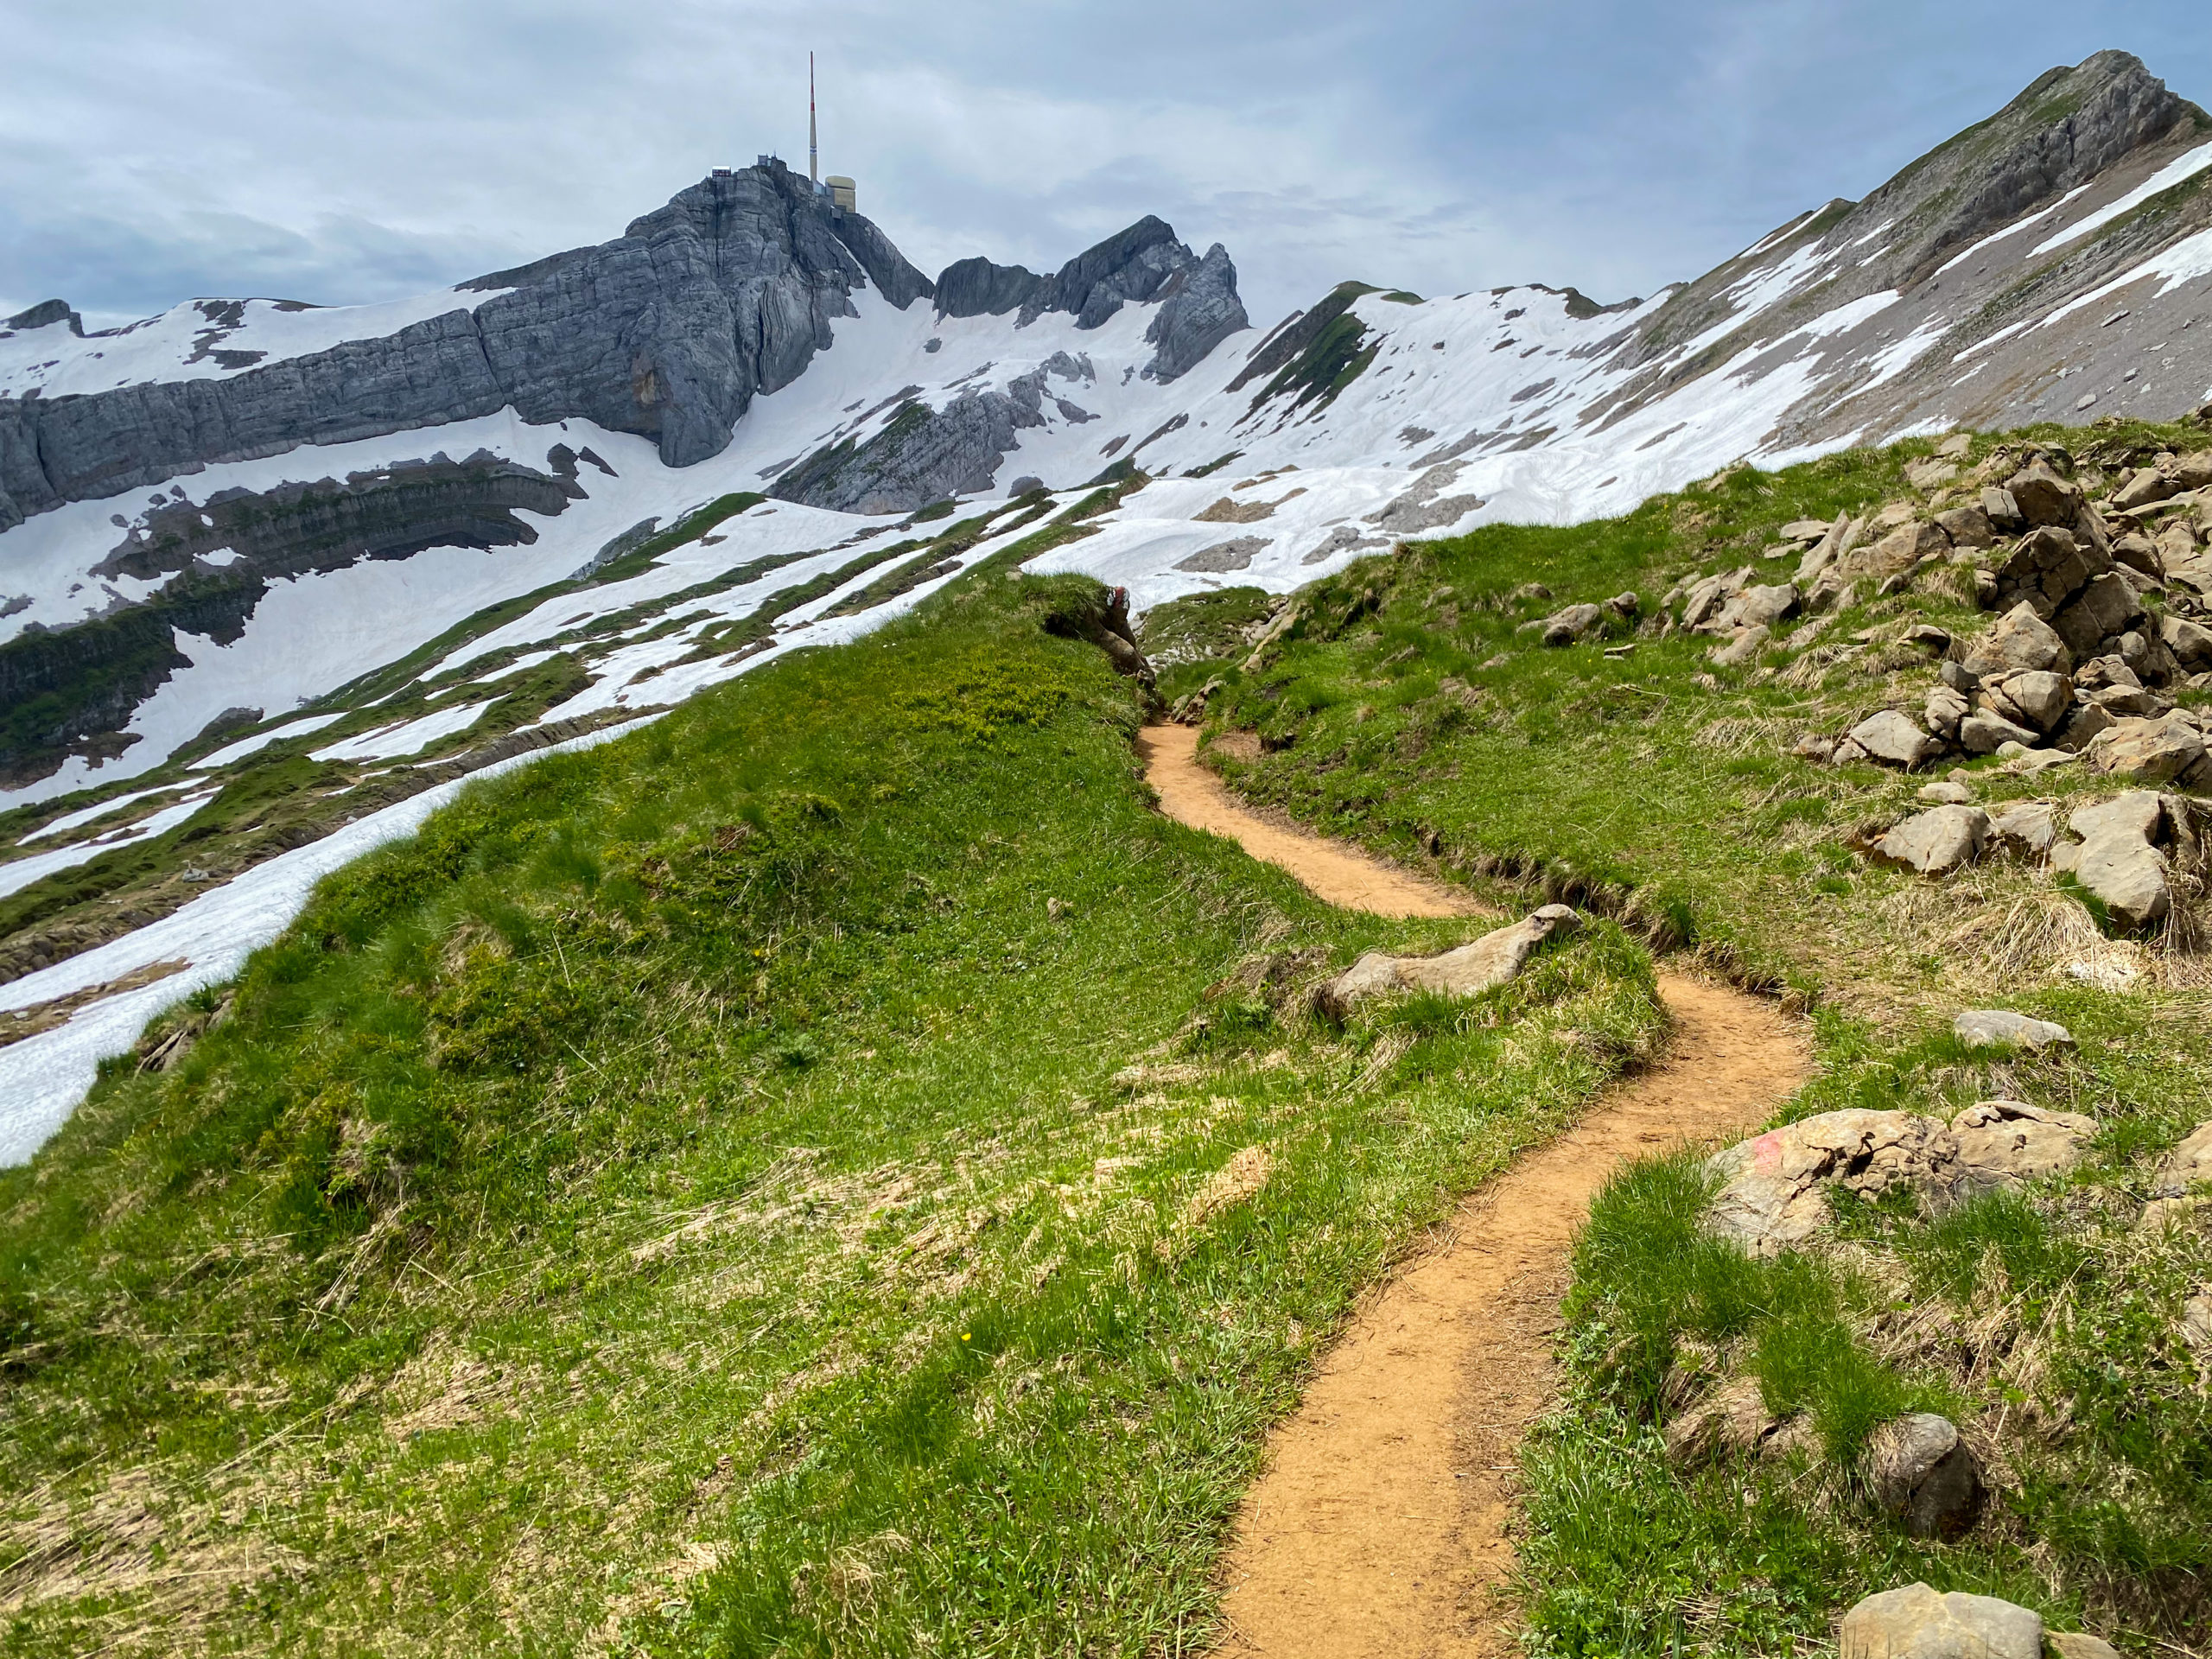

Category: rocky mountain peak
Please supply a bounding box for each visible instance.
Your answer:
[1875,48,2209,284]
[931,213,1248,365]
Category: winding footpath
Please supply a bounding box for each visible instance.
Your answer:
[1136,724,1811,1658]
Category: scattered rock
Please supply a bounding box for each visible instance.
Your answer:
[1722,582,1801,630]
[1980,669,2073,733]
[2006,458,2082,528]
[1662,1376,1775,1466]
[1924,685,1970,741]
[1953,1010,2075,1051]
[2083,712,2206,785]
[2151,1120,2212,1198]
[1796,513,1856,583]
[2112,465,2180,512]
[1959,711,2040,754]
[2158,612,2212,671]
[1916,780,1974,805]
[1537,602,1606,645]
[1849,710,1941,769]
[1935,503,1994,547]
[1838,1585,2040,1659]
[1868,1413,1985,1538]
[1964,604,2070,677]
[2050,571,2141,658]
[1710,625,1769,667]
[1871,805,1989,876]
[1987,801,2059,857]
[1316,906,1578,1018]
[1847,521,1948,581]
[1905,457,1960,492]
[1981,485,2024,531]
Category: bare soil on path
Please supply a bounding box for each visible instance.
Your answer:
[1137,724,1476,918]
[1135,726,1811,1657]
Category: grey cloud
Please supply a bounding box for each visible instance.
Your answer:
[1,1,2207,335]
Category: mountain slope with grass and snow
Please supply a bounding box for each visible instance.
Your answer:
[3,48,2212,1162]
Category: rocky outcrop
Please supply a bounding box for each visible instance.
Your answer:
[1703,1099,2096,1253]
[1144,244,1250,381]
[931,256,1048,321]
[0,452,582,782]
[774,222,1246,512]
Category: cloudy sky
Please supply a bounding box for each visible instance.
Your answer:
[3,2,2207,333]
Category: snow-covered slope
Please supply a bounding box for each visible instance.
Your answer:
[4,47,2212,1159]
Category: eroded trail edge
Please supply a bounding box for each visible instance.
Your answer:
[1137,726,1811,1658]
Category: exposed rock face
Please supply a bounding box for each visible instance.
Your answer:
[931,224,1248,385]
[0,452,580,781]
[1704,1099,2096,1253]
[0,163,937,514]
[932,255,1049,321]
[1145,244,1250,381]
[772,222,1247,512]
[1317,906,1578,1018]
[1839,1584,2042,1659]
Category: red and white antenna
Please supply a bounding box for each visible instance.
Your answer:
[809,52,818,183]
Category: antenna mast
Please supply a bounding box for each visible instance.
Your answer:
[809,53,818,183]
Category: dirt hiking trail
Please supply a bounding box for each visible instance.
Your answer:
[1137,725,1811,1658]
[1138,725,1476,918]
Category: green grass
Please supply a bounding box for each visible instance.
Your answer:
[0,569,1663,1653]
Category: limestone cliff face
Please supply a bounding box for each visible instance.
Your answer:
[0,161,934,529]
[769,221,1251,513]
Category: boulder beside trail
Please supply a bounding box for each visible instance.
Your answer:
[1704,1110,1954,1254]
[1954,1010,2075,1051]
[1949,1099,2099,1194]
[1315,906,1578,1018]
[1839,1584,2041,1659]
[1703,1098,2097,1253]
[1868,1412,1985,1538]
[1871,806,1988,875]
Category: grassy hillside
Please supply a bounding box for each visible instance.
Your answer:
[0,569,1660,1652]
